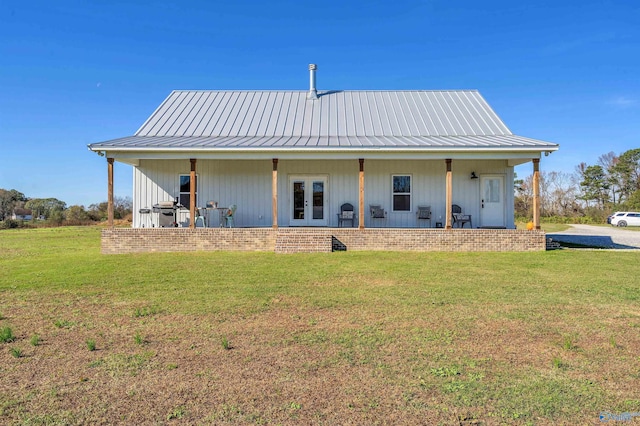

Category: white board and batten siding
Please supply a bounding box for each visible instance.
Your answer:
[133,159,272,228]
[133,159,514,228]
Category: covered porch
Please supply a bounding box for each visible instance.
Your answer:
[102,155,544,232]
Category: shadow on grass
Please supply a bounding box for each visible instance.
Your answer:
[548,234,639,250]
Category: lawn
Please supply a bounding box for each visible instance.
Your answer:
[1,227,639,425]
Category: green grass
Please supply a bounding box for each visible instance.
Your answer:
[85,339,96,351]
[1,226,639,424]
[0,326,15,343]
[30,334,40,346]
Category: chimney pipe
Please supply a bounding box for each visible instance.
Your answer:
[307,64,318,100]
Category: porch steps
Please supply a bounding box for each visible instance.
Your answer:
[275,229,333,254]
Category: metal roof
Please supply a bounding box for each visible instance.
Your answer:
[89,90,558,153]
[94,134,554,150]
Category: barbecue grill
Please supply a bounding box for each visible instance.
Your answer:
[152,200,178,227]
[139,208,151,227]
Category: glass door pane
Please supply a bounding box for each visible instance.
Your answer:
[484,178,501,203]
[312,181,324,220]
[293,181,305,220]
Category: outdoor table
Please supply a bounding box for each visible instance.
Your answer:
[201,207,230,227]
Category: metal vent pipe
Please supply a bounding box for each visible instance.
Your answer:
[307,64,318,100]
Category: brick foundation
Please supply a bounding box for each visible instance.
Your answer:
[101,228,546,254]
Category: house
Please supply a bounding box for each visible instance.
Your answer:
[11,208,33,221]
[89,65,557,253]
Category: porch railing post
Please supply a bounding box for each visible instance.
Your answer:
[445,159,452,229]
[533,158,541,230]
[107,157,114,228]
[272,158,278,229]
[189,158,196,229]
[359,158,365,229]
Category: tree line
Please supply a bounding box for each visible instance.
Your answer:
[515,148,640,222]
[0,188,132,228]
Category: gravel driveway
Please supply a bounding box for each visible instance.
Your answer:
[548,224,640,249]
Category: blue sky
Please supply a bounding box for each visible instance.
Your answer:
[1,0,638,206]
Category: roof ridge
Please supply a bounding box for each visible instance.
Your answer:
[169,89,481,93]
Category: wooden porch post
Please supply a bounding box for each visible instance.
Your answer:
[189,158,196,229]
[533,158,541,230]
[272,159,278,229]
[359,158,365,229]
[445,159,452,229]
[107,157,114,227]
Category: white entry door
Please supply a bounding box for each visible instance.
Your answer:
[289,176,328,226]
[480,175,506,227]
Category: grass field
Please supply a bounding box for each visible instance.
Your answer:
[1,227,639,425]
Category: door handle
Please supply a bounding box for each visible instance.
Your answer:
[481,199,484,208]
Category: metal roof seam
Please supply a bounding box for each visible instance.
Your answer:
[139,92,179,136]
[135,90,176,136]
[452,91,483,136]
[177,91,207,135]
[157,91,191,137]
[418,93,441,136]
[200,92,231,137]
[221,91,248,137]
[459,92,490,136]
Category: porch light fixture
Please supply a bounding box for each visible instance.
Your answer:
[470,172,478,179]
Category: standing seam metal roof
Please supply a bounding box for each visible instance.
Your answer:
[89,90,558,151]
[136,90,512,138]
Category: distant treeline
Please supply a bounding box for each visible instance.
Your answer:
[0,188,132,229]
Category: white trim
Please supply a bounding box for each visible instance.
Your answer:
[177,173,198,209]
[479,174,506,228]
[288,175,329,226]
[102,150,548,163]
[391,174,412,213]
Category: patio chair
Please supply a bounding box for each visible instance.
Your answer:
[225,204,237,228]
[416,206,432,227]
[194,208,206,228]
[337,203,356,227]
[452,204,472,228]
[369,205,387,227]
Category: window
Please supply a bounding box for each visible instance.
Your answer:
[178,174,197,209]
[392,175,411,212]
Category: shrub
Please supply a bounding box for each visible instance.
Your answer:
[0,219,20,229]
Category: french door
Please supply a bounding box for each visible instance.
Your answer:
[289,175,328,226]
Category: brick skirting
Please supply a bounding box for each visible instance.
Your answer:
[101,228,546,254]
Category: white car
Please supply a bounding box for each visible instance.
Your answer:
[610,212,640,227]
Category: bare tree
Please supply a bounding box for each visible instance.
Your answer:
[544,171,580,216]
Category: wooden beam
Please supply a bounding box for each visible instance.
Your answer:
[445,159,452,229]
[107,158,114,227]
[190,158,196,229]
[533,158,541,230]
[272,158,278,229]
[359,158,365,229]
